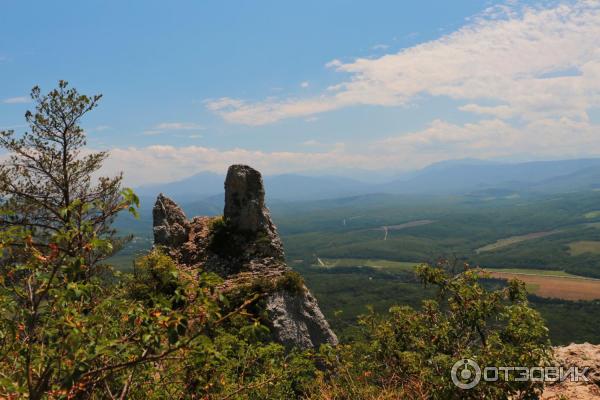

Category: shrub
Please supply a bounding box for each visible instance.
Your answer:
[308,261,552,400]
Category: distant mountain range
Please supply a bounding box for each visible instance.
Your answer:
[135,172,375,203]
[384,158,600,195]
[134,158,600,203]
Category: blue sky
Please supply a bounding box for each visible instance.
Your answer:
[1,1,600,184]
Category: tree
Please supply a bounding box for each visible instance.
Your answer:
[0,81,135,273]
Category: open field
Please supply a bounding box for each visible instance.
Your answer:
[298,263,600,345]
[488,271,600,301]
[568,240,600,256]
[384,220,436,230]
[475,230,562,254]
[484,268,577,277]
[584,210,600,219]
[315,259,600,301]
[315,258,418,273]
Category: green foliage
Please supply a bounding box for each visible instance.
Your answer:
[208,216,243,257]
[255,231,272,246]
[128,248,184,303]
[0,81,139,272]
[308,262,552,399]
[277,270,306,294]
[225,270,306,308]
[0,225,554,399]
[207,215,276,259]
[0,224,315,399]
[296,259,600,345]
[208,215,226,231]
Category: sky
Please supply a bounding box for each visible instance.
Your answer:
[1,0,600,185]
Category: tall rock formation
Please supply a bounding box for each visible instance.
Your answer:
[153,164,338,349]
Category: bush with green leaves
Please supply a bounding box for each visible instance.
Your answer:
[0,227,318,399]
[309,261,552,400]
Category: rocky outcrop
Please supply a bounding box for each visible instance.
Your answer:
[224,165,276,235]
[266,290,339,349]
[153,194,189,248]
[153,164,338,349]
[541,343,600,400]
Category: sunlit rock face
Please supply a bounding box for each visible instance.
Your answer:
[542,343,600,400]
[152,164,338,349]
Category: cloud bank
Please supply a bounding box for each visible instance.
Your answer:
[100,1,600,185]
[207,2,600,126]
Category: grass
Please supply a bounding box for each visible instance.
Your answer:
[584,210,600,219]
[475,230,562,254]
[384,220,435,230]
[483,267,577,278]
[319,259,591,279]
[568,240,600,256]
[315,258,600,301]
[315,258,419,273]
[486,271,600,301]
[524,283,540,293]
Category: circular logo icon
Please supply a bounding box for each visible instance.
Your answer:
[451,359,481,389]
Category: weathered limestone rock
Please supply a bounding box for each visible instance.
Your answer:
[152,164,338,349]
[266,290,339,349]
[224,164,273,234]
[542,343,600,400]
[153,194,190,248]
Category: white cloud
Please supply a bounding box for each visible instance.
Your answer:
[374,117,600,163]
[86,2,600,183]
[100,113,600,185]
[141,130,163,136]
[154,122,203,130]
[142,122,204,136]
[458,104,516,119]
[2,96,29,104]
[206,2,600,128]
[371,44,389,50]
[205,96,340,126]
[300,81,310,88]
[101,144,369,185]
[302,139,320,146]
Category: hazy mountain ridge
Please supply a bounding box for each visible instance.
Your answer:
[118,157,600,241]
[134,158,600,202]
